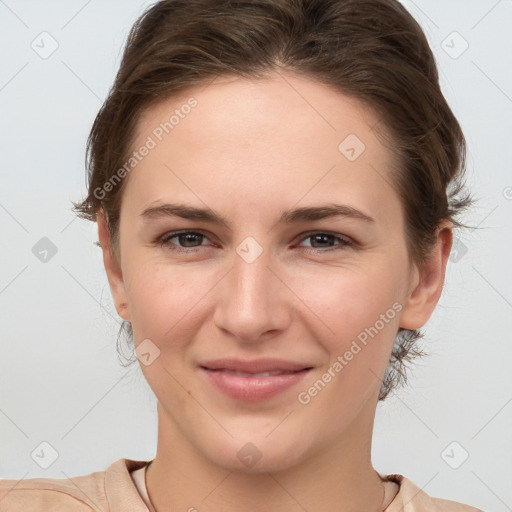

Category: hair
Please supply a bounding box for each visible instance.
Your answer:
[73,0,474,401]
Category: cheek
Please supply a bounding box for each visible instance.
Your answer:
[123,262,216,340]
[294,262,403,397]
[291,260,403,336]
[295,270,401,417]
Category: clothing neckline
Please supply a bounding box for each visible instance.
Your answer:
[130,462,401,512]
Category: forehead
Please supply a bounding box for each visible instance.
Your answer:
[136,72,385,152]
[123,72,402,229]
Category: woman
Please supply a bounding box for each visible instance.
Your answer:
[0,0,483,510]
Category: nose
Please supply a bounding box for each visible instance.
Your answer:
[212,242,292,343]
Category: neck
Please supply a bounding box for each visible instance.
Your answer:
[145,399,389,512]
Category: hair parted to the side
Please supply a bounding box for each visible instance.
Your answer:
[73,0,475,401]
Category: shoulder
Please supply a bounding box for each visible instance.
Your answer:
[431,496,485,512]
[0,458,149,512]
[0,470,107,511]
[383,473,485,512]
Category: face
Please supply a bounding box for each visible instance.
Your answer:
[99,71,448,473]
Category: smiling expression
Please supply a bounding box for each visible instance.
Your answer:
[99,71,436,473]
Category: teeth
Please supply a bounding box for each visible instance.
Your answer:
[220,369,295,377]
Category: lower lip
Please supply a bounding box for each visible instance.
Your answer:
[200,367,312,402]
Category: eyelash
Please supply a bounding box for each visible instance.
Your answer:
[157,230,354,254]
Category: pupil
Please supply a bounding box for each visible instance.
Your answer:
[181,234,201,247]
[313,234,332,247]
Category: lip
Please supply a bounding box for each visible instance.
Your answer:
[199,358,313,402]
[200,358,313,373]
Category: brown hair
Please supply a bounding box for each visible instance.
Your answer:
[73,0,474,400]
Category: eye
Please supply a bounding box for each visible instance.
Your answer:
[157,230,353,253]
[296,231,354,252]
[158,230,210,252]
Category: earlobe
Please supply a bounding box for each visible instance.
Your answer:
[96,210,131,322]
[399,221,453,330]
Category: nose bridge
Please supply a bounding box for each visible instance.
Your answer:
[232,235,276,311]
[213,234,289,340]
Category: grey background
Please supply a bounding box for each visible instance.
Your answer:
[0,1,511,510]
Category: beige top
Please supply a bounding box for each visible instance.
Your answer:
[0,458,484,511]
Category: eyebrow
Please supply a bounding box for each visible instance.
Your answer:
[140,202,375,228]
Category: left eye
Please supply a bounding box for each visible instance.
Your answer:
[159,231,209,251]
[297,232,353,251]
[158,230,353,252]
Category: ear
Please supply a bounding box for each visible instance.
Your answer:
[399,220,453,330]
[96,210,131,322]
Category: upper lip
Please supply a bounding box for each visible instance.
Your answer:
[200,358,313,373]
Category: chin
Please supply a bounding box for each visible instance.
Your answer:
[199,432,309,475]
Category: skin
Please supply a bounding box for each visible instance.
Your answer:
[97,71,452,512]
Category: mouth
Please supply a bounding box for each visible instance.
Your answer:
[199,357,313,374]
[198,359,314,402]
[203,368,307,377]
